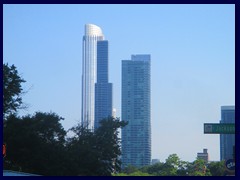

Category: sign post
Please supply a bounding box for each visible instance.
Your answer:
[204,123,235,176]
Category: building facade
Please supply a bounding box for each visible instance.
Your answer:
[121,54,151,168]
[94,40,113,129]
[81,24,104,130]
[220,106,235,161]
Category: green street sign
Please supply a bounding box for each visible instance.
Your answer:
[204,123,235,134]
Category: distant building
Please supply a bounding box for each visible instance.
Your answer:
[121,54,151,168]
[152,159,160,165]
[197,149,209,162]
[112,108,117,118]
[220,106,235,161]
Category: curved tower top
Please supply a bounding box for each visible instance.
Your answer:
[85,24,104,37]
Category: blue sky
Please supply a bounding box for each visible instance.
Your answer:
[3,4,235,162]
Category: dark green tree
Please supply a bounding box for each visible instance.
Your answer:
[3,112,67,175]
[94,117,128,175]
[176,160,189,176]
[66,117,128,176]
[207,161,225,176]
[65,125,99,176]
[3,63,26,119]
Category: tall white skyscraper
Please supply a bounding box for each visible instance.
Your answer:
[81,24,104,129]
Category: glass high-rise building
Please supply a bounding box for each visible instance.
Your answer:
[81,24,104,129]
[121,54,151,168]
[220,106,235,161]
[94,40,113,129]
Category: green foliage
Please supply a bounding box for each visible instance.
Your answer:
[144,154,188,176]
[65,125,98,175]
[3,63,26,118]
[207,161,225,176]
[165,154,180,167]
[120,154,189,176]
[115,154,226,176]
[122,165,139,174]
[3,112,67,175]
[187,158,208,176]
[142,163,165,175]
[176,161,189,176]
[113,173,128,176]
[121,165,153,176]
[66,116,128,176]
[95,117,128,175]
[162,154,180,176]
[4,113,127,176]
[128,171,152,176]
[115,169,152,176]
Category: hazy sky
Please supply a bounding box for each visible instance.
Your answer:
[3,4,235,162]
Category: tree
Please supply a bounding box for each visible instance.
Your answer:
[3,63,26,119]
[140,154,189,176]
[176,160,190,176]
[187,158,210,176]
[165,154,180,168]
[158,154,181,176]
[114,154,228,176]
[207,161,225,176]
[66,117,128,176]
[65,125,100,176]
[3,112,67,175]
[116,166,152,176]
[140,162,165,176]
[122,165,139,174]
[94,117,128,175]
[127,171,152,176]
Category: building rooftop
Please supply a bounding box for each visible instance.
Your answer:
[221,106,235,110]
[131,54,151,61]
[85,24,104,37]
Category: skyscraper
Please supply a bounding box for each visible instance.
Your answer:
[94,40,113,129]
[220,106,235,161]
[121,54,151,168]
[81,24,104,129]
